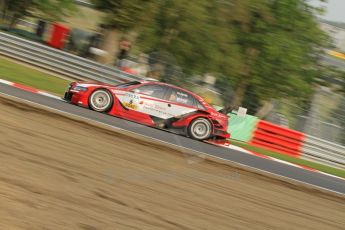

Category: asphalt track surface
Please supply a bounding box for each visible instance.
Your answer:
[1,83,344,195]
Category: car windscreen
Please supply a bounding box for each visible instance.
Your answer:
[115,81,141,88]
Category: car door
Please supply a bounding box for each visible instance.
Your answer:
[163,87,199,118]
[129,83,173,119]
[116,83,171,122]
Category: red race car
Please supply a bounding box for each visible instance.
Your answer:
[64,79,230,141]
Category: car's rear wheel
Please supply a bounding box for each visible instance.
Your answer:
[188,118,212,140]
[89,89,113,112]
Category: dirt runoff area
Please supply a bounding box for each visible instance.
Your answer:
[0,97,344,230]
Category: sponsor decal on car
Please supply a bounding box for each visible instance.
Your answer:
[116,92,141,110]
[125,92,140,100]
[123,100,138,110]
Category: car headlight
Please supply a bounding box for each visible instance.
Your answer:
[73,86,88,92]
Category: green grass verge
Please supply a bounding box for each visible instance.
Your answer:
[0,57,70,95]
[231,139,345,178]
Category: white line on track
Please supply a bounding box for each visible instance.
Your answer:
[0,79,13,85]
[37,91,63,100]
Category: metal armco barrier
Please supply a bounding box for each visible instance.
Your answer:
[250,120,305,157]
[302,135,345,169]
[0,31,143,84]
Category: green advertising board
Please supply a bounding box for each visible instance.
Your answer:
[227,113,259,142]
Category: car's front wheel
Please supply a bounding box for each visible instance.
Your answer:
[89,89,113,112]
[188,118,212,140]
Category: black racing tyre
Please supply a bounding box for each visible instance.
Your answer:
[89,89,113,112]
[188,118,212,140]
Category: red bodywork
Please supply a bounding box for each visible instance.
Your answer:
[64,80,230,140]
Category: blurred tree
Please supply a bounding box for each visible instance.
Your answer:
[33,0,76,22]
[91,0,154,64]
[137,0,241,81]
[219,0,273,113]
[217,0,328,114]
[1,0,75,28]
[135,0,328,115]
